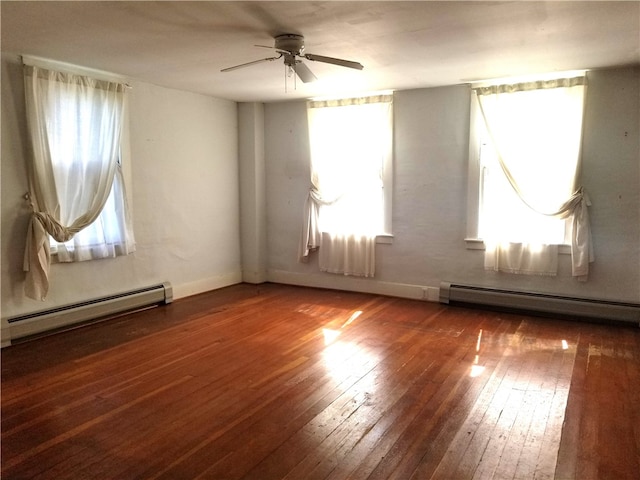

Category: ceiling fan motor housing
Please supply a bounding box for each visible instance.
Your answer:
[275,34,305,55]
[221,33,362,82]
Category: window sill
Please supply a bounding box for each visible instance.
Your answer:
[377,234,394,245]
[465,238,571,255]
[319,232,393,245]
[464,238,485,250]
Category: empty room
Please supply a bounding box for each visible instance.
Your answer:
[1,2,639,479]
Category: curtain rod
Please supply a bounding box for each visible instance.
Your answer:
[469,69,587,88]
[21,55,131,88]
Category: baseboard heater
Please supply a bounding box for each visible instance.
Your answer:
[439,282,640,326]
[5,282,173,342]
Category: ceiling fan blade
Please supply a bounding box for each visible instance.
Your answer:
[221,55,281,72]
[294,61,317,83]
[304,53,364,70]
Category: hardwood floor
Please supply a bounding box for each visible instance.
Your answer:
[2,283,639,479]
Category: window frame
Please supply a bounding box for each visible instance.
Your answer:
[23,55,135,261]
[465,75,585,254]
[309,94,394,242]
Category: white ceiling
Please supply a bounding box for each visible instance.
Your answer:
[2,1,639,103]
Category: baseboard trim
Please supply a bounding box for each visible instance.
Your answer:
[172,272,243,300]
[267,270,440,302]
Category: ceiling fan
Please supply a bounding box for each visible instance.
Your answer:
[221,33,364,83]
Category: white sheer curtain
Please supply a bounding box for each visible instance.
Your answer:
[299,95,393,277]
[23,65,133,300]
[475,77,593,280]
[52,165,135,263]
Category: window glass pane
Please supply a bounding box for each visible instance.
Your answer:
[45,81,133,261]
[475,80,584,246]
[479,134,566,244]
[309,99,391,236]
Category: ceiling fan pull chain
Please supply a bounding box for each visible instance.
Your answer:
[294,63,297,91]
[285,64,289,94]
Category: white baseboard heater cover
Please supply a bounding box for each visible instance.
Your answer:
[6,282,173,341]
[440,282,640,326]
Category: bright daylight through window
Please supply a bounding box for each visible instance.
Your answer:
[468,75,592,278]
[308,94,393,237]
[23,61,135,300]
[46,88,134,263]
[299,93,393,277]
[299,95,393,277]
[476,117,568,245]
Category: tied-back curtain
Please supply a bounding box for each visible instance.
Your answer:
[299,95,392,277]
[23,65,128,300]
[52,164,135,263]
[475,77,594,280]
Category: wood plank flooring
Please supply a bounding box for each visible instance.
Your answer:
[2,283,639,479]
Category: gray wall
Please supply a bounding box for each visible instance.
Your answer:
[1,57,638,345]
[1,53,242,328]
[264,67,640,303]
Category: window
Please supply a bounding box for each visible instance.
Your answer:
[476,113,568,245]
[467,75,593,278]
[307,94,393,237]
[299,94,393,276]
[50,160,133,262]
[23,61,135,299]
[46,85,134,262]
